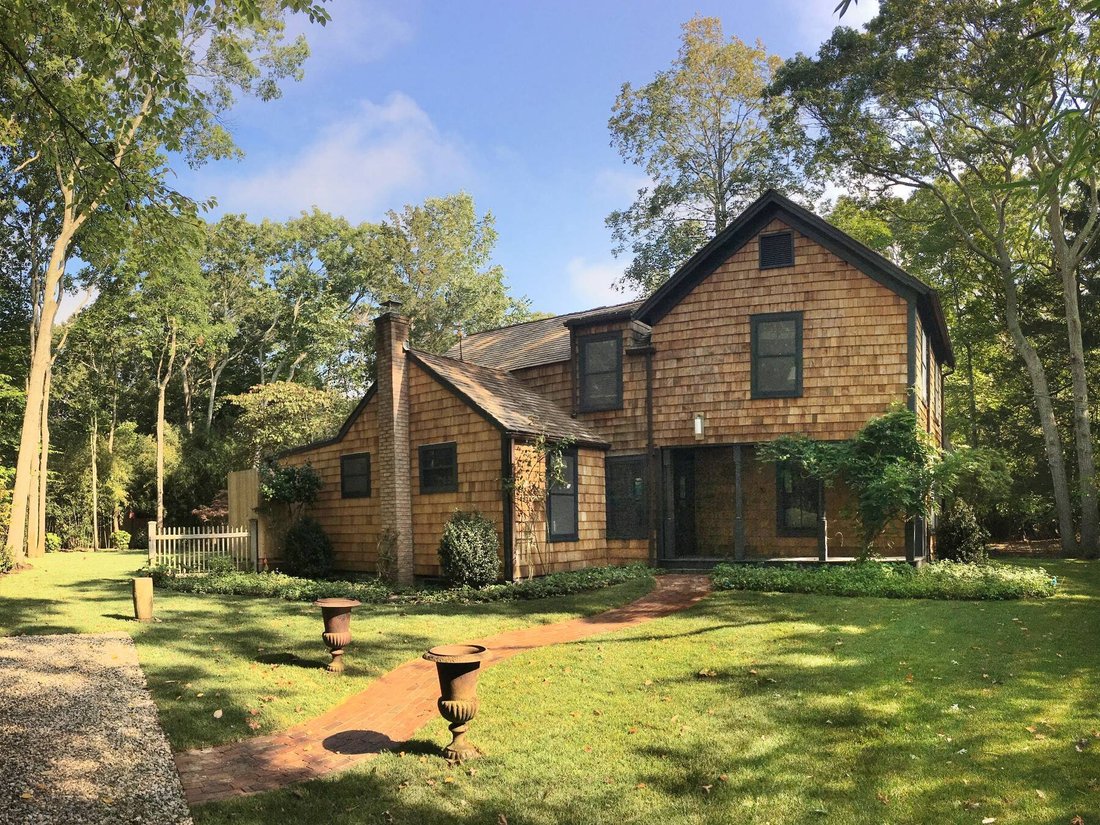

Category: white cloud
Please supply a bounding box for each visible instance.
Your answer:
[210,93,472,221]
[784,0,880,50]
[566,257,639,308]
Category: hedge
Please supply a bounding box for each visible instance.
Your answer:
[145,563,654,605]
[711,560,1056,601]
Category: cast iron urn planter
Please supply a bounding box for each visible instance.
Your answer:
[313,598,361,673]
[422,643,488,760]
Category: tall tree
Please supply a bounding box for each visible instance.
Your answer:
[606,16,816,295]
[0,0,326,561]
[774,0,1100,556]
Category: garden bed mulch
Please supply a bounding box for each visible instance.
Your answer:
[0,632,192,825]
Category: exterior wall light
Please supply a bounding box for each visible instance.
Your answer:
[693,412,705,441]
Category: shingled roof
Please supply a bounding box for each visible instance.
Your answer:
[443,300,642,372]
[409,350,609,447]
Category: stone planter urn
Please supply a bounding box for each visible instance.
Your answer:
[422,644,488,760]
[313,598,361,673]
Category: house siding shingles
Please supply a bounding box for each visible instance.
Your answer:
[408,361,504,577]
[650,219,909,445]
[282,401,382,571]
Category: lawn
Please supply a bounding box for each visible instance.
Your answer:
[0,551,653,750]
[196,559,1098,825]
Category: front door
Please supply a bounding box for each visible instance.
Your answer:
[672,450,696,558]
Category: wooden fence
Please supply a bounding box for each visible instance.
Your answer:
[147,521,258,573]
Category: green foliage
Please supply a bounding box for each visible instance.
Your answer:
[258,462,322,514]
[229,382,349,464]
[438,510,502,588]
[281,516,334,579]
[712,560,1055,601]
[759,409,933,552]
[148,563,654,605]
[607,16,816,294]
[205,554,238,574]
[112,529,132,551]
[44,533,61,553]
[936,500,990,564]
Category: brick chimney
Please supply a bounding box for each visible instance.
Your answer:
[374,299,414,586]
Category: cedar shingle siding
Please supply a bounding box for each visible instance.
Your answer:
[261,191,949,577]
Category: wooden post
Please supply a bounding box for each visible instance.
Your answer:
[147,521,157,567]
[249,519,259,572]
[817,480,828,562]
[733,445,745,561]
[132,577,153,622]
[905,519,916,563]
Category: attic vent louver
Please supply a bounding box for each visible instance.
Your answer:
[759,231,795,269]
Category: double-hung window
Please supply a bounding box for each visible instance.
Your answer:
[577,332,622,411]
[419,443,458,493]
[547,449,579,541]
[751,312,803,398]
[340,453,371,498]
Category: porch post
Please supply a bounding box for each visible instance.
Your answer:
[905,519,916,563]
[817,480,828,562]
[733,445,745,561]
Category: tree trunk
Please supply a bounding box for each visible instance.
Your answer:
[181,352,194,435]
[206,360,227,431]
[5,221,73,562]
[156,327,178,530]
[31,366,52,557]
[1001,266,1077,553]
[1050,204,1099,557]
[90,412,99,552]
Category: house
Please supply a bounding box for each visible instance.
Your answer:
[267,191,952,584]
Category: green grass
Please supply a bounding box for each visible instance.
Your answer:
[0,551,653,750]
[712,559,1057,600]
[195,559,1099,825]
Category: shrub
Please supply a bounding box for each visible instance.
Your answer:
[282,516,334,579]
[205,554,238,574]
[146,563,653,605]
[44,533,62,553]
[439,510,501,587]
[711,560,1055,601]
[112,529,132,551]
[936,499,989,563]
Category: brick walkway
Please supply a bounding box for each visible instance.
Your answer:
[175,574,710,805]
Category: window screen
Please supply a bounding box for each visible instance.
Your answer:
[547,450,578,541]
[606,455,647,540]
[341,453,371,498]
[578,332,623,411]
[419,443,458,493]
[751,312,803,398]
[777,461,819,536]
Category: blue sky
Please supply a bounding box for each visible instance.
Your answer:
[176,0,878,316]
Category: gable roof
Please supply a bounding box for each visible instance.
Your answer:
[633,190,955,367]
[409,350,610,447]
[443,300,643,371]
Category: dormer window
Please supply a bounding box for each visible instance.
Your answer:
[759,231,795,269]
[578,331,623,412]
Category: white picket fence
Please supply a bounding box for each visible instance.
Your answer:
[147,521,258,573]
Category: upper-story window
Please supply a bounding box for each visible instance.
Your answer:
[759,231,795,269]
[419,442,458,493]
[751,311,803,398]
[340,453,371,498]
[578,331,623,412]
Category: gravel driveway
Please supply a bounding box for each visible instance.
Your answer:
[0,633,192,825]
